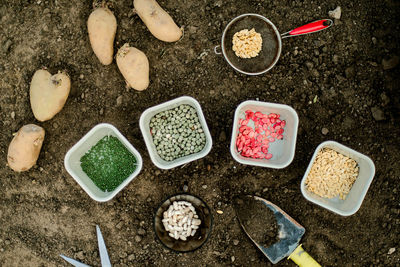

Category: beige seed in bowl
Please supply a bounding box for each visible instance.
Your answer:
[232,28,262,59]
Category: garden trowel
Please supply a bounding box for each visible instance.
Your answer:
[234,195,320,266]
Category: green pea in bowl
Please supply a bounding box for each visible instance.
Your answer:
[139,96,212,169]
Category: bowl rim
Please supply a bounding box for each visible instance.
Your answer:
[153,192,213,253]
[300,140,375,216]
[139,96,213,169]
[230,100,299,168]
[64,123,143,202]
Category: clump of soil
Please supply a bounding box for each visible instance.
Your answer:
[235,196,279,248]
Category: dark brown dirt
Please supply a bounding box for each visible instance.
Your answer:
[235,196,279,248]
[0,0,399,266]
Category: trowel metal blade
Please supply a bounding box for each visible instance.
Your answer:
[235,195,305,264]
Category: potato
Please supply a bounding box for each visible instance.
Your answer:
[116,43,149,91]
[134,0,182,42]
[87,7,117,65]
[7,124,45,172]
[30,69,71,122]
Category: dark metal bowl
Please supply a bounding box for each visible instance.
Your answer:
[154,193,212,252]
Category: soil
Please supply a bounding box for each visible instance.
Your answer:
[235,196,279,248]
[0,0,399,266]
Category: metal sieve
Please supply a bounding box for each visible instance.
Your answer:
[214,14,333,75]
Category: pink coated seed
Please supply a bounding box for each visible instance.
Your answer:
[281,120,286,127]
[271,132,278,138]
[242,119,249,126]
[270,118,276,124]
[277,134,283,140]
[243,130,249,135]
[248,131,255,138]
[265,153,273,159]
[257,135,263,142]
[264,130,271,136]
[277,128,284,135]
[255,112,263,118]
[268,137,275,142]
[262,139,269,145]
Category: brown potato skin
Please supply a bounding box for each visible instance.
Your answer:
[88,7,117,65]
[116,43,150,91]
[7,124,45,172]
[134,0,182,42]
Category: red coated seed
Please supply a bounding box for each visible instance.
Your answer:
[238,143,243,151]
[236,110,285,159]
[255,112,263,118]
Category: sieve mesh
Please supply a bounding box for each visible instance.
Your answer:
[222,15,281,75]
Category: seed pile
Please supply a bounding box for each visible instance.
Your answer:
[162,201,202,241]
[236,110,286,159]
[150,104,206,161]
[80,136,137,192]
[305,148,359,200]
[232,28,263,58]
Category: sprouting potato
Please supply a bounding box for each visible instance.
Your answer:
[134,0,182,42]
[116,43,149,91]
[30,69,71,122]
[7,124,45,172]
[87,7,117,65]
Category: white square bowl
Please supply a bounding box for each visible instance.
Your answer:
[230,100,299,168]
[139,96,212,169]
[64,123,143,202]
[300,141,375,216]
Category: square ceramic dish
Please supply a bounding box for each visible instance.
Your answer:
[230,100,299,168]
[64,123,143,202]
[300,141,375,216]
[139,96,212,169]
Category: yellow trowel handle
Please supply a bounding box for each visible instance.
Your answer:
[287,244,321,267]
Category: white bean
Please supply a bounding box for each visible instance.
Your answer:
[169,232,174,238]
[173,201,178,210]
[192,225,199,229]
[191,229,196,236]
[180,235,187,241]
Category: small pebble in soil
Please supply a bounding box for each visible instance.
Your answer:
[371,107,385,121]
[233,239,239,245]
[328,6,341,20]
[150,104,206,161]
[80,136,137,192]
[321,128,329,135]
[135,235,142,243]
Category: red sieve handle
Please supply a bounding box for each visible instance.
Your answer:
[281,19,333,38]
